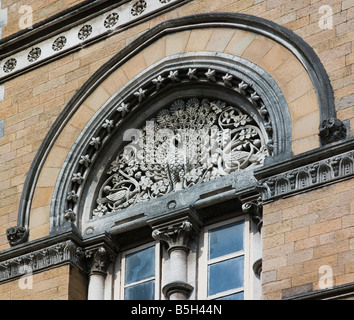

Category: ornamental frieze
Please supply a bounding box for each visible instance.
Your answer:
[260,150,354,200]
[0,0,187,81]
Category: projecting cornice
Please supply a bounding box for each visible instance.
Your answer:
[255,139,354,202]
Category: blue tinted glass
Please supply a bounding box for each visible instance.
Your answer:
[217,291,244,300]
[208,256,244,296]
[124,280,155,300]
[125,246,155,284]
[209,221,244,259]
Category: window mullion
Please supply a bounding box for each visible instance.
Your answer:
[207,250,244,266]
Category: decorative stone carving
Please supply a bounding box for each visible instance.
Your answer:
[52,36,67,51]
[151,216,198,300]
[3,58,17,73]
[6,226,29,246]
[85,246,113,275]
[27,47,41,62]
[0,240,84,282]
[104,13,119,29]
[241,198,263,232]
[262,150,354,200]
[79,154,91,168]
[131,0,147,16]
[64,209,76,222]
[90,136,101,150]
[152,221,193,254]
[78,24,93,40]
[93,97,269,217]
[319,118,347,145]
[1,0,181,80]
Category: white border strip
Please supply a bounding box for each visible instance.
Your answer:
[0,0,182,80]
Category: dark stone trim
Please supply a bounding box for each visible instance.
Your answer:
[0,0,121,58]
[0,0,190,83]
[284,282,354,300]
[15,12,339,242]
[255,138,354,181]
[319,117,348,146]
[0,229,117,283]
[258,145,354,201]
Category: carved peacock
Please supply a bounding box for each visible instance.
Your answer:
[166,133,189,190]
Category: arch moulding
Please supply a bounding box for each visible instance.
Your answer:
[10,13,341,246]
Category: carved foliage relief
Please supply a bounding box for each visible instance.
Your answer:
[93,97,269,217]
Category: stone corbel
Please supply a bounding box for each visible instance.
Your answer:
[6,226,29,247]
[241,196,263,232]
[319,118,347,145]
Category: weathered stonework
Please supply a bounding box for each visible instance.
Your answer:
[0,0,353,301]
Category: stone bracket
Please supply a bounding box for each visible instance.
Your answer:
[6,226,29,247]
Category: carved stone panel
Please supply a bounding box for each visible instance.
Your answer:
[93,97,269,217]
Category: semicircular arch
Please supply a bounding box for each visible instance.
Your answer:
[15,13,337,243]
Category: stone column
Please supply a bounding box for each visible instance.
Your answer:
[85,246,112,300]
[152,220,196,300]
[242,197,263,299]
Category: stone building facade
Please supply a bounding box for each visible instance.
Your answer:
[0,0,353,300]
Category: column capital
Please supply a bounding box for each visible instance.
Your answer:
[149,205,202,254]
[84,245,115,276]
[149,206,201,254]
[152,220,195,254]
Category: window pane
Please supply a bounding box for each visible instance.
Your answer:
[124,280,155,300]
[209,222,244,259]
[125,246,155,284]
[217,291,244,300]
[208,256,244,296]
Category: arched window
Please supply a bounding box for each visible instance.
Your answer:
[8,13,344,300]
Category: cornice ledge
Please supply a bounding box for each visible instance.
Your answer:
[256,139,354,201]
[0,235,85,283]
[285,282,354,300]
[255,137,354,180]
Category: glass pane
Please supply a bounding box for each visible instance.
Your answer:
[209,221,244,259]
[208,256,244,296]
[217,291,244,300]
[124,280,155,300]
[125,246,155,284]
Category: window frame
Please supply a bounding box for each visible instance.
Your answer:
[119,241,161,300]
[198,215,251,300]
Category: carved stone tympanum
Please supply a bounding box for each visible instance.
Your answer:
[93,97,268,217]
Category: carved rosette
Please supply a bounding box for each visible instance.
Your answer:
[3,58,17,73]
